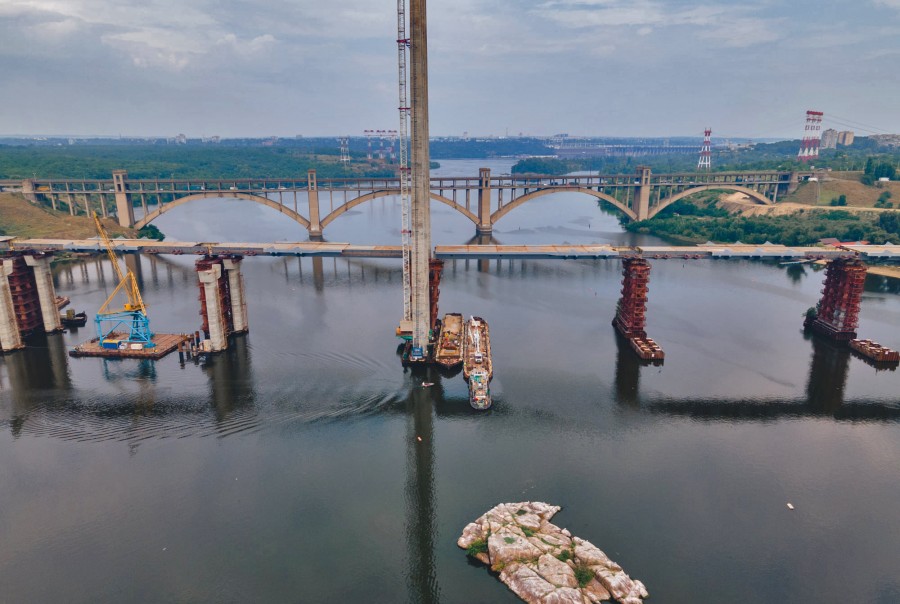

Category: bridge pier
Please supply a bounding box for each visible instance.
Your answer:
[476,168,493,235]
[222,257,248,334]
[197,255,248,352]
[307,169,322,238]
[21,179,38,204]
[805,257,866,342]
[112,170,135,228]
[428,259,443,332]
[23,255,63,334]
[613,257,664,362]
[633,167,652,221]
[0,262,25,352]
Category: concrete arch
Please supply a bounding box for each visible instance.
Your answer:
[490,187,638,224]
[319,189,479,229]
[133,192,311,230]
[650,185,773,219]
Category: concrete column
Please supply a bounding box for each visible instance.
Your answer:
[0,262,24,352]
[307,169,322,238]
[633,166,652,221]
[198,263,228,352]
[22,179,38,203]
[112,170,135,228]
[787,171,801,195]
[477,167,492,235]
[24,255,63,333]
[222,258,248,333]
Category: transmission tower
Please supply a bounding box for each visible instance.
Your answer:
[797,110,823,162]
[338,137,350,164]
[364,130,375,160]
[697,128,712,170]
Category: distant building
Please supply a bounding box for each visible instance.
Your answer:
[821,129,838,149]
[175,133,187,144]
[837,130,854,146]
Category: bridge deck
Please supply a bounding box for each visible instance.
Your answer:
[1,238,897,260]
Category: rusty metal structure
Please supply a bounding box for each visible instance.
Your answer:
[5,256,44,336]
[613,258,650,339]
[196,256,234,341]
[428,259,443,333]
[807,257,867,341]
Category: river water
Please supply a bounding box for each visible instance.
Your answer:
[1,160,899,603]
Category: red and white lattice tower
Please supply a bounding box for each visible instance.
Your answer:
[364,129,375,160]
[797,110,824,162]
[338,137,350,164]
[697,128,712,170]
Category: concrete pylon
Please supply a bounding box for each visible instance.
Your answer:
[307,169,322,238]
[112,170,135,228]
[633,166,652,221]
[21,179,38,204]
[23,255,62,333]
[0,261,24,352]
[477,167,492,235]
[198,262,228,352]
[222,258,248,333]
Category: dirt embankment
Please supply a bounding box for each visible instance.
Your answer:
[782,175,900,208]
[0,192,135,239]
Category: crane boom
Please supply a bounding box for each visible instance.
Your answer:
[93,212,146,314]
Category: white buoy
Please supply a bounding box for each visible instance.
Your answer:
[787,503,795,510]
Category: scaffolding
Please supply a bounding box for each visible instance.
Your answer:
[809,257,866,340]
[397,0,412,326]
[613,258,650,339]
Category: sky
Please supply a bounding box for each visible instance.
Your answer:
[1,0,899,139]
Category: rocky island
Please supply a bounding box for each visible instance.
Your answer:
[458,502,648,604]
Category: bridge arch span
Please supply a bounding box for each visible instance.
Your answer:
[319,189,479,230]
[650,185,773,219]
[134,192,311,230]
[490,187,638,225]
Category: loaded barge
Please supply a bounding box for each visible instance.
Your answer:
[849,339,900,367]
[434,313,464,369]
[463,316,493,410]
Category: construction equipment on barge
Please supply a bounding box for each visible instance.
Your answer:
[434,312,463,369]
[849,339,900,366]
[463,316,493,410]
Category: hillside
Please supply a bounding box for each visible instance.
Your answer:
[782,174,900,207]
[0,192,135,239]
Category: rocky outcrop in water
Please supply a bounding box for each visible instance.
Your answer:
[458,502,648,604]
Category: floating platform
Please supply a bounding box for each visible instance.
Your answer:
[849,339,900,366]
[69,333,190,360]
[434,313,464,369]
[629,336,665,362]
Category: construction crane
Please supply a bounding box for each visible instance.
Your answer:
[92,212,155,348]
[395,0,413,340]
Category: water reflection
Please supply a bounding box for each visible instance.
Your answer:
[2,333,71,436]
[405,370,440,604]
[202,333,255,423]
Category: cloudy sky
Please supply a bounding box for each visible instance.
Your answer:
[1,0,899,138]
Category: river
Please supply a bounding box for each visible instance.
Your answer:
[1,159,899,603]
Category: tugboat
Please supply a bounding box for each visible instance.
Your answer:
[434,313,464,369]
[463,316,493,410]
[60,308,88,328]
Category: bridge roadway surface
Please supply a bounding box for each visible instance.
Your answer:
[2,237,898,260]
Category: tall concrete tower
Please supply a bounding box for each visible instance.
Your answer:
[408,0,432,358]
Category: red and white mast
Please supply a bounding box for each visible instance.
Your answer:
[697,128,712,170]
[797,110,823,162]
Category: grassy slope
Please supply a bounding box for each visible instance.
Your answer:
[782,174,900,207]
[0,193,135,239]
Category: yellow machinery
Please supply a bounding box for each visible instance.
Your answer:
[92,212,155,347]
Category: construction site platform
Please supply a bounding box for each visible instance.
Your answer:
[69,333,190,360]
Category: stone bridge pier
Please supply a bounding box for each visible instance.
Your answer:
[477,168,493,235]
[0,253,63,352]
[196,255,248,353]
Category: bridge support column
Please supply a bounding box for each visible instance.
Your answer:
[477,168,492,235]
[222,257,248,334]
[787,171,801,195]
[0,261,25,352]
[196,259,229,353]
[613,257,664,362]
[2,256,44,337]
[307,169,322,238]
[805,258,866,342]
[112,170,135,228]
[22,179,38,204]
[634,166,652,221]
[24,255,63,333]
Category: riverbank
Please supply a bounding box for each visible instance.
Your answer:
[0,192,133,239]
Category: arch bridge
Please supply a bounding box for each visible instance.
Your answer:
[21,167,809,237]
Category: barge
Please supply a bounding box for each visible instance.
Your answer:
[60,309,87,327]
[463,316,493,410]
[434,313,464,369]
[849,339,900,366]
